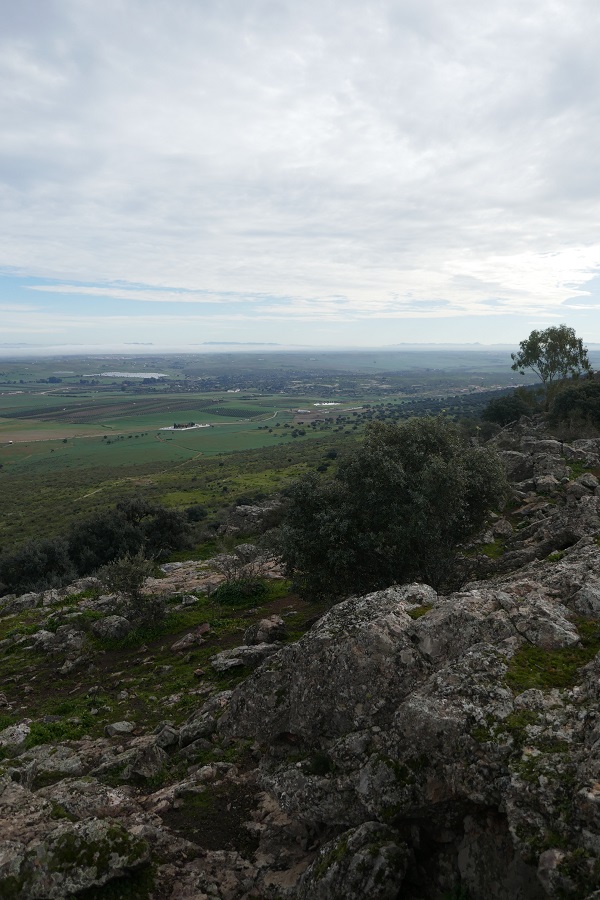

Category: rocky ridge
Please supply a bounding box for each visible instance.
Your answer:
[2,418,600,897]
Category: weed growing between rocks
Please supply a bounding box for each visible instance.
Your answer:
[24,715,95,748]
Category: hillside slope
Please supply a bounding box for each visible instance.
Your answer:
[2,418,600,898]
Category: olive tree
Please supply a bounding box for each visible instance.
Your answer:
[280,417,508,599]
[511,325,592,406]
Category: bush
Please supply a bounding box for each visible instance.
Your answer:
[549,380,600,432]
[481,393,530,426]
[97,552,153,601]
[0,537,75,594]
[97,552,167,628]
[186,504,208,522]
[280,418,508,599]
[69,499,191,574]
[211,578,268,606]
[0,498,191,596]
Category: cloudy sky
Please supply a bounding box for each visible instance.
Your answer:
[2,0,600,352]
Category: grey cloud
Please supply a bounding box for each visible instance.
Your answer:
[1,0,600,328]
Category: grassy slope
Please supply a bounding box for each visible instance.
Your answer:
[0,429,353,550]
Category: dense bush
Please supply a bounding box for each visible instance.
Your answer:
[481,393,530,426]
[186,504,208,521]
[211,578,268,605]
[97,551,154,601]
[68,499,190,575]
[0,498,190,595]
[280,418,508,599]
[0,537,75,594]
[549,380,600,432]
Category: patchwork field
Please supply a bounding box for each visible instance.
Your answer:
[0,349,525,551]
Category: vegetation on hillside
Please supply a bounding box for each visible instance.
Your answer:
[0,499,190,595]
[279,417,508,599]
[549,379,600,434]
[511,324,592,407]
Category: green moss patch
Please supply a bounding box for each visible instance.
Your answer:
[314,835,349,880]
[407,604,432,620]
[505,617,600,691]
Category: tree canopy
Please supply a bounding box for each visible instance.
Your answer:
[481,392,531,426]
[511,325,592,397]
[279,417,508,599]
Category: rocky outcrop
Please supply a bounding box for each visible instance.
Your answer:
[0,776,150,898]
[218,539,600,897]
[220,499,284,536]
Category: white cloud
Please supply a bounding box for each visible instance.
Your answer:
[2,0,600,341]
[27,284,264,304]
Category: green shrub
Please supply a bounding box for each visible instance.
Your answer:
[97,552,153,602]
[481,393,530,426]
[549,379,600,432]
[0,537,75,594]
[211,578,268,606]
[185,504,208,522]
[0,499,191,596]
[280,418,508,598]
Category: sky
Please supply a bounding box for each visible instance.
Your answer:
[2,0,600,353]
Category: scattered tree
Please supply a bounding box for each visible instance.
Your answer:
[280,418,508,598]
[511,325,592,407]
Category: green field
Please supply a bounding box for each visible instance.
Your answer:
[0,350,523,552]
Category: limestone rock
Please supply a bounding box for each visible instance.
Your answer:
[296,822,410,899]
[170,630,205,652]
[104,721,136,738]
[91,615,132,640]
[499,450,534,481]
[0,721,31,751]
[210,642,282,672]
[0,592,41,617]
[244,615,287,645]
[179,692,232,748]
[31,625,86,655]
[0,817,149,898]
[217,560,600,898]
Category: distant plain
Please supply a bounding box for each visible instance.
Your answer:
[0,349,541,550]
